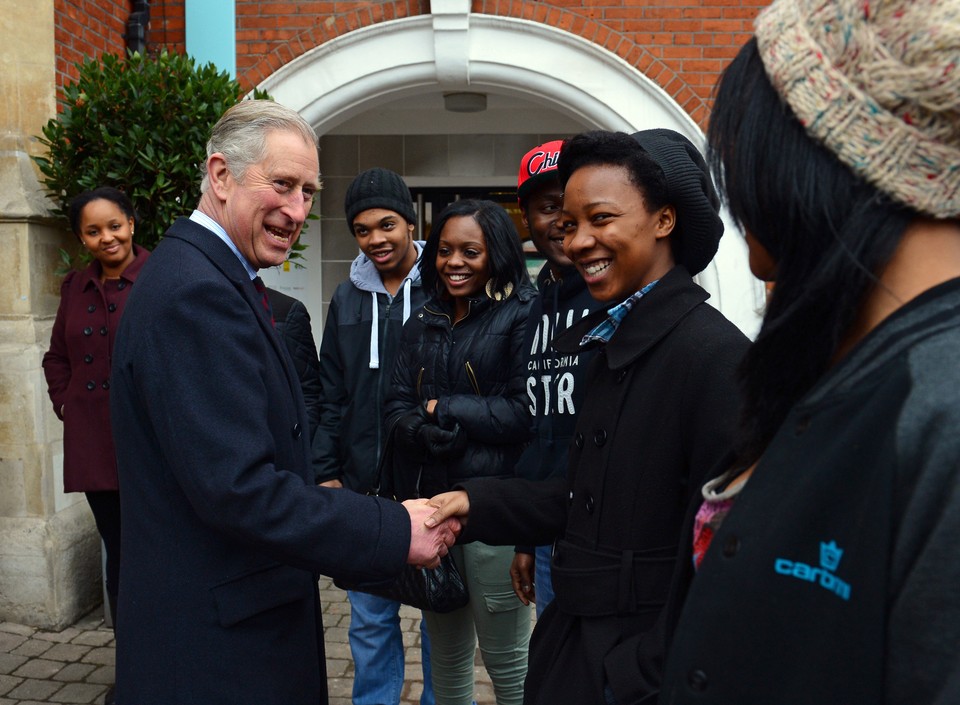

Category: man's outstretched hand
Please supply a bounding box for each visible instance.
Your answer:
[403,499,461,569]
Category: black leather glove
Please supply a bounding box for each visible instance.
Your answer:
[418,423,467,460]
[394,405,430,451]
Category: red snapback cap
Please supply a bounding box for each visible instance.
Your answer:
[517,139,564,204]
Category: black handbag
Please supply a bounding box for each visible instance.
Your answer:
[339,553,469,613]
[334,420,470,613]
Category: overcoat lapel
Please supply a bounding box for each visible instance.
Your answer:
[164,218,303,406]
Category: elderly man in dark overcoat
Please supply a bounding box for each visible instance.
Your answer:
[110,100,457,705]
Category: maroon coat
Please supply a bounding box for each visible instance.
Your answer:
[43,245,149,492]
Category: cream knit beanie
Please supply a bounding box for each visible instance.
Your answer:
[755,0,960,218]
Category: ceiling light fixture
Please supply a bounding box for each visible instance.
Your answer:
[443,92,487,113]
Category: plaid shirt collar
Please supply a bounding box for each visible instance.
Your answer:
[580,279,660,347]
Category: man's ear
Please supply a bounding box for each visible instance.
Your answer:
[207,153,232,200]
[655,205,677,240]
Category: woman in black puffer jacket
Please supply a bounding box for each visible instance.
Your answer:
[384,199,536,705]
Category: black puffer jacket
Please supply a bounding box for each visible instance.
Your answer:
[384,285,536,497]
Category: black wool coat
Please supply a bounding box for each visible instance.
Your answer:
[460,266,749,705]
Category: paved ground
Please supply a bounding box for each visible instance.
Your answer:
[0,576,499,705]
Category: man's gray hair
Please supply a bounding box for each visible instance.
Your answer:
[200,100,319,193]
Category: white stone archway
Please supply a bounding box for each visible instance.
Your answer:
[260,1,765,337]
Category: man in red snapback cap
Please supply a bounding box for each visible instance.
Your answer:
[510,140,605,617]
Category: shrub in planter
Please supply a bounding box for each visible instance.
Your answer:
[33,51,308,270]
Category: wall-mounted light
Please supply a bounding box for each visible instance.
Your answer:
[443,92,487,113]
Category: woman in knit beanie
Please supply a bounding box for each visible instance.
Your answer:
[659,0,960,703]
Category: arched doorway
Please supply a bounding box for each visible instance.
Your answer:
[258,9,764,337]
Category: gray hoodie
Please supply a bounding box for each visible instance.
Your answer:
[311,241,428,490]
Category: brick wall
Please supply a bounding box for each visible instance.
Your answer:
[54,0,130,89]
[54,0,767,127]
[236,1,429,83]
[150,0,186,53]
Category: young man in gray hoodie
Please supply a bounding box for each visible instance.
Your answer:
[312,167,434,705]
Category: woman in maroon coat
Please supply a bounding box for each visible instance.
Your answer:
[42,187,149,644]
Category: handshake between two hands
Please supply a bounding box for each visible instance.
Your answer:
[402,491,470,569]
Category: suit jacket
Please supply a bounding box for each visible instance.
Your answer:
[110,217,411,705]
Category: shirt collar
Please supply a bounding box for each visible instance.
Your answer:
[580,279,660,346]
[190,210,257,280]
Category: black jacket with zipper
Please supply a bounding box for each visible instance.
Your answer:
[312,244,427,490]
[383,284,537,498]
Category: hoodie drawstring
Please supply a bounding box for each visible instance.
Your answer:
[369,292,380,369]
[369,279,413,369]
[401,279,412,325]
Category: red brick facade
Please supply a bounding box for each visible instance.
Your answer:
[54,0,767,128]
[54,0,130,88]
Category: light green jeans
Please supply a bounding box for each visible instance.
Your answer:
[422,542,532,705]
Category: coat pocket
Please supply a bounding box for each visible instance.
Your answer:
[211,563,313,628]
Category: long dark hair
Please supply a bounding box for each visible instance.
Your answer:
[708,38,912,466]
[420,199,528,298]
[67,186,137,238]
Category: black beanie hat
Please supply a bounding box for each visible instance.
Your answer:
[344,168,417,230]
[630,129,724,276]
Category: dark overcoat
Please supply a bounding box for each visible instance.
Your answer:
[110,217,412,705]
[460,266,749,705]
[42,245,149,492]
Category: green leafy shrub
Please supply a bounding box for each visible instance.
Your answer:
[33,51,309,269]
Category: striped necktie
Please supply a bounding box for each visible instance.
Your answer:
[252,276,275,328]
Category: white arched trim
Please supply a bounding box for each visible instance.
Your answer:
[261,12,702,141]
[260,10,765,337]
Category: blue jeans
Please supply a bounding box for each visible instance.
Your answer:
[534,545,555,619]
[348,590,435,705]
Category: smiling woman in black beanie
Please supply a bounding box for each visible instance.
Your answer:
[421,129,750,705]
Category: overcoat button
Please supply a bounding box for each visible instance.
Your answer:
[795,416,811,435]
[108,303,117,312]
[574,433,584,449]
[594,429,607,446]
[617,369,628,383]
[83,327,93,336]
[292,423,302,439]
[86,381,96,391]
[585,494,595,513]
[117,281,126,290]
[100,327,108,336]
[84,354,94,364]
[722,535,740,557]
[687,669,708,692]
[87,305,96,313]
[101,380,110,390]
